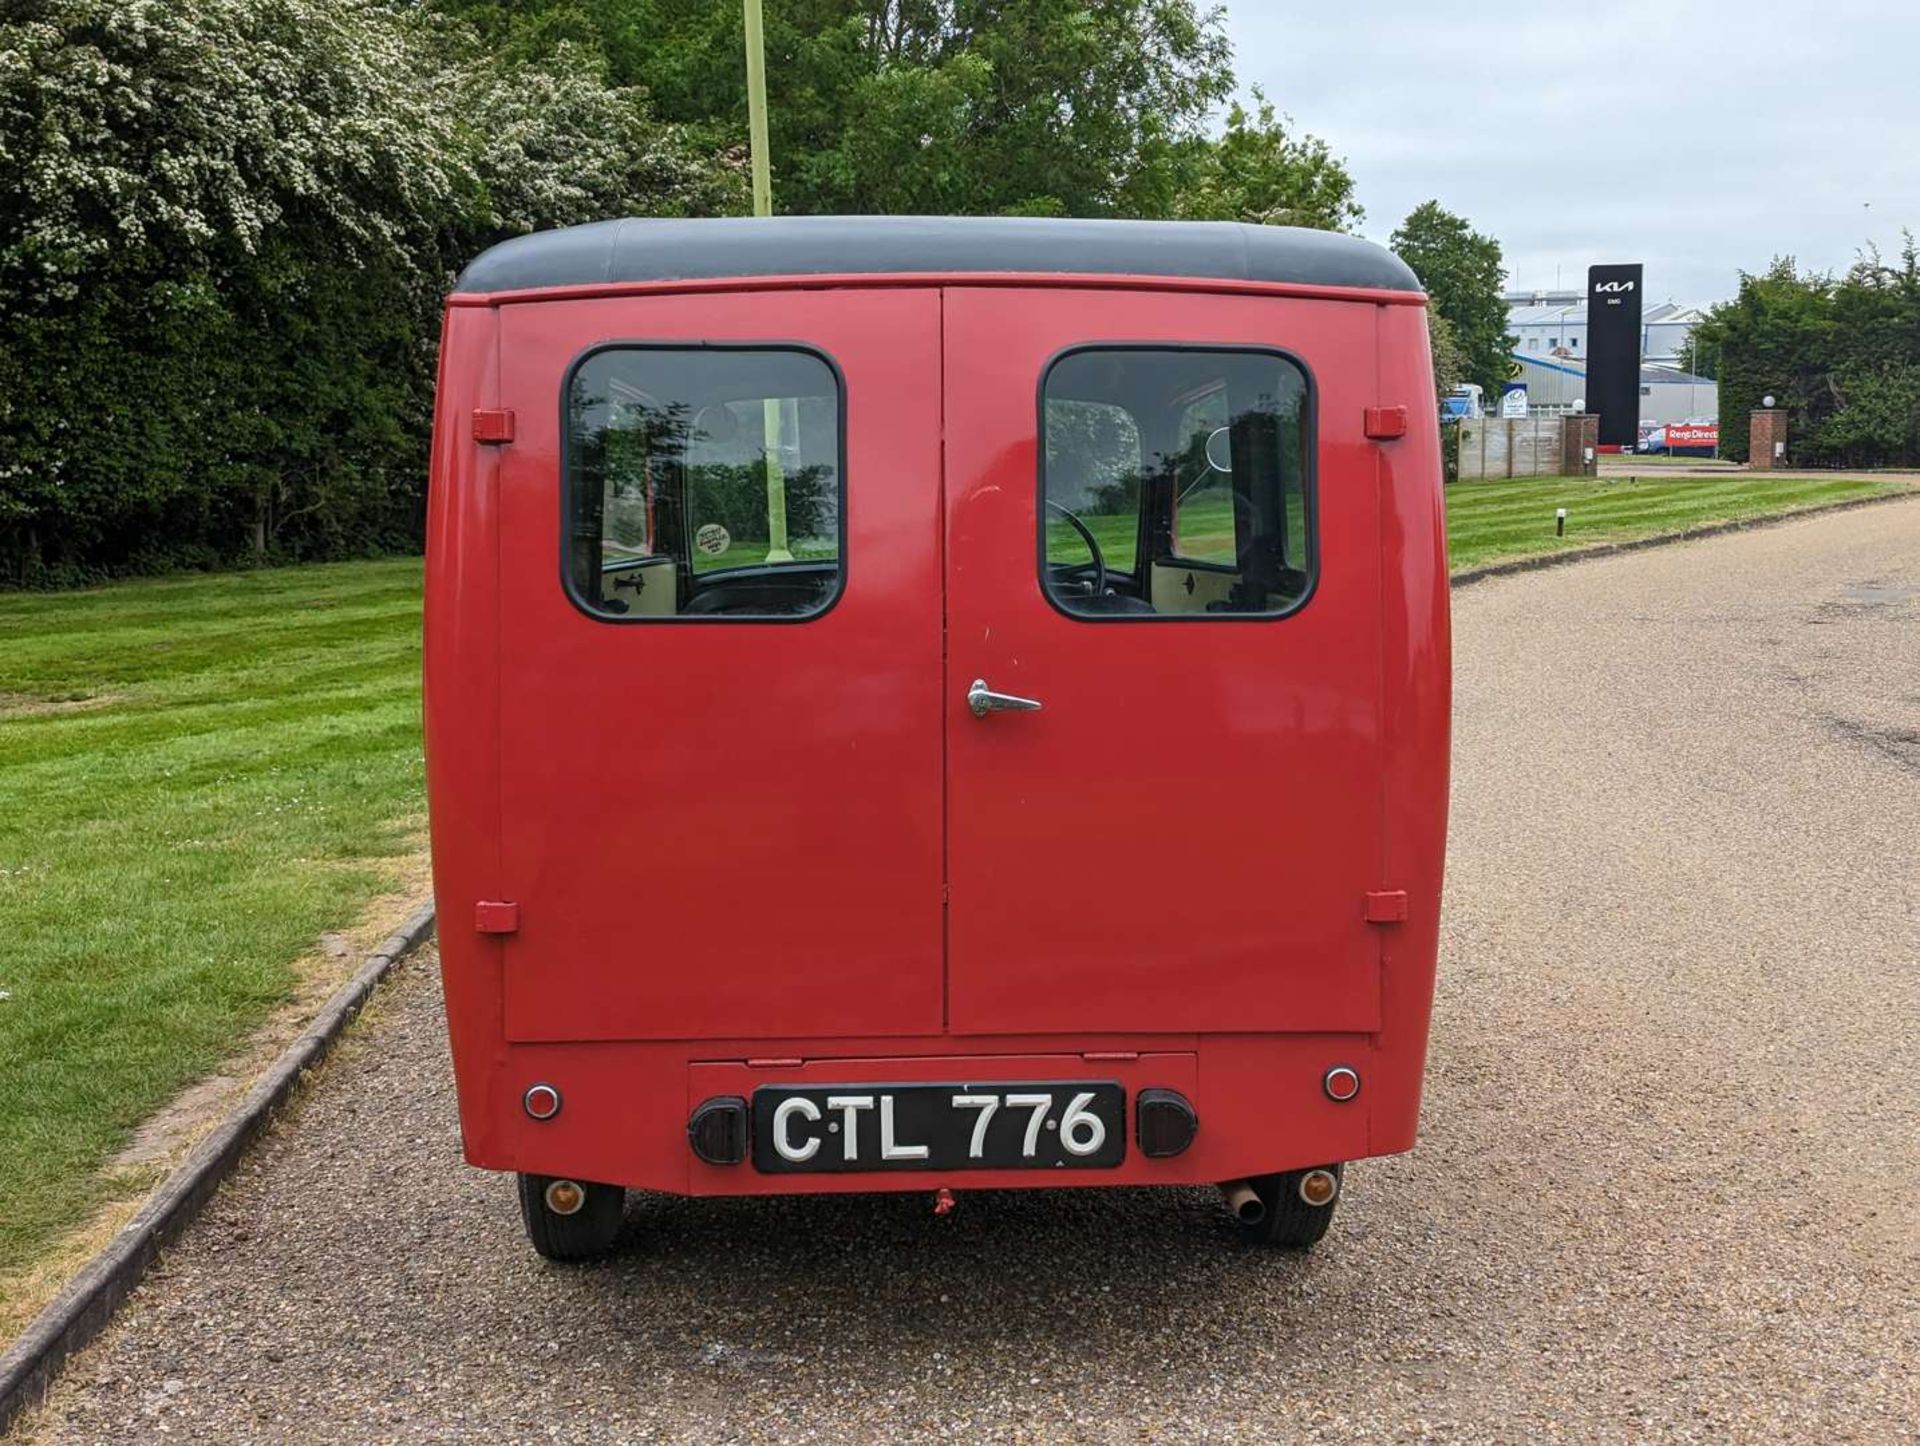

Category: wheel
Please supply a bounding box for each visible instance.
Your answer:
[516,1173,626,1261]
[1237,1164,1344,1249]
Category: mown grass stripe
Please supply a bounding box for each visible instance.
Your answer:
[0,558,424,1278]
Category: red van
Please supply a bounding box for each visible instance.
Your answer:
[425,217,1450,1260]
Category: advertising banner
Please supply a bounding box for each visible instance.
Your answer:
[1587,264,1644,449]
[1667,423,1719,451]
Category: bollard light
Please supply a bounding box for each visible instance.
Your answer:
[1555,507,1567,538]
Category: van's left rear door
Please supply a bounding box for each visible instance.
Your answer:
[493,289,945,1043]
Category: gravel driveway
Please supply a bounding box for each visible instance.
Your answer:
[19,501,1920,1443]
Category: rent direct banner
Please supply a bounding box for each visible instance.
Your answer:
[1667,423,1719,450]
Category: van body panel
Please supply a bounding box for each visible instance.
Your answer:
[424,303,514,1161]
[488,289,947,1043]
[1367,300,1453,1152]
[462,1032,1377,1194]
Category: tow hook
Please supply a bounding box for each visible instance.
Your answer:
[933,1187,957,1216]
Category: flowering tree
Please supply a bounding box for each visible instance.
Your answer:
[0,0,741,583]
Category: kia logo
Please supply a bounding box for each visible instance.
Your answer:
[1594,280,1637,293]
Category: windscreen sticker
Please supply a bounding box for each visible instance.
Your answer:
[694,523,731,556]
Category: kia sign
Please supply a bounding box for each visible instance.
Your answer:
[1667,423,1719,452]
[1587,263,1643,449]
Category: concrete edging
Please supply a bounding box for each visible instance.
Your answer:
[1449,489,1917,590]
[0,902,437,1436]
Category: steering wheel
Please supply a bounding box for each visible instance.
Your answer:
[1045,500,1107,598]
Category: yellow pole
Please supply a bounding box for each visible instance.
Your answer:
[760,396,790,562]
[743,0,790,561]
[743,0,773,220]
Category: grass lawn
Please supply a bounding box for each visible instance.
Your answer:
[0,559,424,1288]
[1444,473,1909,570]
[1599,453,1738,467]
[1045,496,1239,568]
[1049,474,1910,576]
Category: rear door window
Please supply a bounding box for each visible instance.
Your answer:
[1040,348,1313,619]
[566,346,843,620]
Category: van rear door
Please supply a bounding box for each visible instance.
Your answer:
[941,286,1386,1036]
[492,289,945,1043]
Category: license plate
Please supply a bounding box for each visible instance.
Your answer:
[751,1081,1127,1173]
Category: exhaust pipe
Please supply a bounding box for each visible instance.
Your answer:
[1220,1180,1266,1226]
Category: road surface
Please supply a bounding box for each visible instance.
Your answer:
[19,500,1920,1442]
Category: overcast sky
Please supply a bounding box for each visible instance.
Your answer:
[1223,0,1917,305]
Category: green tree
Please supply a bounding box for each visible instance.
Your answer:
[1425,304,1466,400]
[1171,92,1361,231]
[1694,242,1920,467]
[0,0,739,583]
[1391,201,1513,401]
[431,0,1268,220]
[1690,259,1834,464]
[4,0,1371,585]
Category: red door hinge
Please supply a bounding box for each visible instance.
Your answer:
[475,900,520,934]
[472,408,516,444]
[1364,890,1409,923]
[1364,405,1408,440]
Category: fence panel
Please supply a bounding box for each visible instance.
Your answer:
[1455,417,1565,480]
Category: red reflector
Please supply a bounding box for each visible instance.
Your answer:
[1363,405,1408,440]
[472,408,515,443]
[1364,889,1408,923]
[475,900,519,933]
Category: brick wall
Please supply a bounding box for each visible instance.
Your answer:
[1749,409,1789,470]
[1560,415,1599,477]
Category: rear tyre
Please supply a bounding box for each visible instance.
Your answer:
[1237,1164,1343,1249]
[516,1173,626,1261]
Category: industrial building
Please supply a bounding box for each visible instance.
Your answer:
[1506,288,1712,370]
[1509,351,1718,428]
[1502,286,1718,427]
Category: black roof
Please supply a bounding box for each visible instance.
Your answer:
[455,216,1421,295]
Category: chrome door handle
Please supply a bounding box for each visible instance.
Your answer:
[967,678,1042,718]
